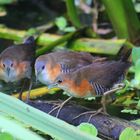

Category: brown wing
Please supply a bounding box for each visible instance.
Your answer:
[72,60,130,89]
[47,51,94,73]
[0,37,35,63]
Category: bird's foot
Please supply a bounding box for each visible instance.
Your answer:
[73,107,109,122]
[48,96,72,118]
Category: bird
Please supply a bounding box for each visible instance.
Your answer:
[48,59,130,119]
[35,51,104,86]
[35,51,107,116]
[0,36,36,100]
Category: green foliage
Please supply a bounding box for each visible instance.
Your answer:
[0,6,6,16]
[77,123,98,137]
[55,16,76,32]
[0,115,44,140]
[0,92,100,140]
[70,39,128,55]
[131,47,140,89]
[119,127,140,140]
[0,132,14,140]
[131,119,140,125]
[55,17,67,31]
[65,0,82,28]
[132,47,140,64]
[137,100,140,109]
[0,0,16,5]
[121,109,138,115]
[102,0,140,42]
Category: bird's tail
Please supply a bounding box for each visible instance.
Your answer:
[23,36,35,45]
[117,46,132,62]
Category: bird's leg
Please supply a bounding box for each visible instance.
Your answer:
[100,95,108,114]
[104,83,125,96]
[73,83,125,122]
[25,77,33,103]
[100,83,125,113]
[48,96,73,118]
[18,79,26,100]
[73,108,103,122]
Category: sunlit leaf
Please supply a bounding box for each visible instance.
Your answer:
[134,59,140,81]
[132,47,140,64]
[0,92,100,140]
[0,115,44,140]
[121,109,138,115]
[131,119,140,125]
[77,123,98,137]
[133,130,140,140]
[64,27,76,32]
[0,132,14,140]
[131,59,140,89]
[55,17,67,30]
[119,127,135,140]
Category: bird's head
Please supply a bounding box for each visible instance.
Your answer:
[0,58,17,82]
[48,74,71,91]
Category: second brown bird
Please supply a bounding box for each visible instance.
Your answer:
[48,59,130,114]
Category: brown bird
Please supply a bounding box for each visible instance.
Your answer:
[48,59,130,119]
[0,36,36,100]
[35,51,102,86]
[35,51,107,116]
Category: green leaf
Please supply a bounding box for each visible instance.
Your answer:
[77,123,98,137]
[133,130,140,140]
[121,109,138,115]
[0,92,101,140]
[64,26,76,32]
[131,59,140,89]
[132,47,140,64]
[55,17,67,30]
[119,127,135,140]
[137,100,140,109]
[134,59,140,81]
[70,39,128,55]
[0,132,14,140]
[120,128,140,140]
[0,115,44,140]
[131,119,140,125]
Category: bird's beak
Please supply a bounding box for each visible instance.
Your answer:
[35,70,41,83]
[6,67,10,76]
[36,70,41,77]
[48,83,58,89]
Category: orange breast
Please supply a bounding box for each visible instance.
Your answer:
[47,63,61,82]
[16,63,27,80]
[68,79,95,97]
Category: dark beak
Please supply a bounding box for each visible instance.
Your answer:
[48,83,58,89]
[6,67,10,76]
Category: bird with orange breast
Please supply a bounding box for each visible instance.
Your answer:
[35,51,106,116]
[35,51,101,86]
[0,36,36,100]
[48,59,130,119]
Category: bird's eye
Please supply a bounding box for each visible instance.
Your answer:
[57,79,62,84]
[3,64,5,67]
[42,65,45,70]
[11,63,13,67]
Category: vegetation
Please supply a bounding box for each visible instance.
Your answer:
[0,0,140,140]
